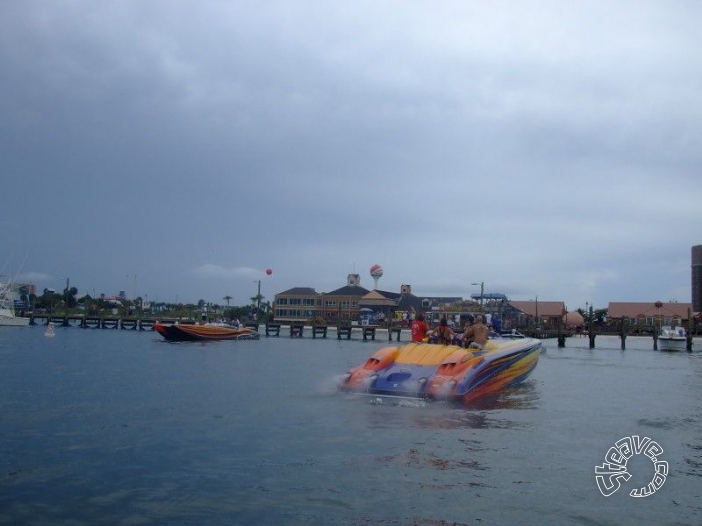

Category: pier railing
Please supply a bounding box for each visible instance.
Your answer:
[26,314,188,330]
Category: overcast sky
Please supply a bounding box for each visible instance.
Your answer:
[2,1,701,311]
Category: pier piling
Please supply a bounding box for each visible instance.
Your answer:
[265,323,281,337]
[289,324,304,337]
[337,325,352,339]
[620,317,628,350]
[388,327,402,341]
[312,325,327,338]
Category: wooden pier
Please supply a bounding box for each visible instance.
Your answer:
[22,314,410,342]
[28,314,179,331]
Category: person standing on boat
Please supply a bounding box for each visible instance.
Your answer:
[491,314,502,334]
[462,315,489,349]
[410,314,429,342]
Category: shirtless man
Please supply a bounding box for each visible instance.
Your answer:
[462,315,489,349]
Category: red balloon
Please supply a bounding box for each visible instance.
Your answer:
[266,268,273,275]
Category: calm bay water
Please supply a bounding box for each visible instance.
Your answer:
[0,326,700,525]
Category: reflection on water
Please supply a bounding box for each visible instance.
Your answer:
[344,378,541,431]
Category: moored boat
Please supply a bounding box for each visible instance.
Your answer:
[339,336,542,404]
[658,326,687,352]
[154,322,260,342]
[0,283,30,327]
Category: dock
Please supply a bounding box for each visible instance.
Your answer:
[29,314,162,330]
[23,315,410,341]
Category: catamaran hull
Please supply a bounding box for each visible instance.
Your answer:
[658,338,687,352]
[339,339,542,404]
[0,315,30,327]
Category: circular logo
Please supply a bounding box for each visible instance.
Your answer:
[595,435,668,497]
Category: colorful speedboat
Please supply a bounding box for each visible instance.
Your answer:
[154,322,260,342]
[339,337,542,403]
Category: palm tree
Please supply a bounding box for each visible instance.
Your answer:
[223,295,232,307]
[250,293,265,319]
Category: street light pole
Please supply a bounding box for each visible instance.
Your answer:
[471,282,484,306]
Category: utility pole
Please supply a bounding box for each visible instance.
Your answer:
[253,280,261,319]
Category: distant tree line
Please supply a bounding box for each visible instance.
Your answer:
[23,286,273,322]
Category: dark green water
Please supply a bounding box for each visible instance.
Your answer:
[0,327,700,525]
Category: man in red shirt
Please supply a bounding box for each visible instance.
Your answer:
[410,314,429,342]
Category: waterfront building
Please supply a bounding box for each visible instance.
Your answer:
[273,274,370,324]
[608,301,693,332]
[356,285,466,326]
[504,300,567,332]
[319,274,370,323]
[271,286,320,321]
[273,277,464,325]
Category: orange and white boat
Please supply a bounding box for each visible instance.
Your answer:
[154,322,259,342]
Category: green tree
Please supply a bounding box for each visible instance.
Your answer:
[38,288,63,313]
[63,286,78,309]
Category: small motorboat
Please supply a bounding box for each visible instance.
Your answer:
[44,322,56,338]
[339,336,542,404]
[658,326,687,352]
[154,322,260,342]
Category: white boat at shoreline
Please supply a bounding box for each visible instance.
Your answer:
[658,325,687,351]
[0,283,30,327]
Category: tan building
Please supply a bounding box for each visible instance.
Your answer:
[273,276,467,325]
[608,301,693,329]
[272,287,321,322]
[273,274,370,324]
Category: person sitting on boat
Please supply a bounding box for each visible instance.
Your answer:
[431,317,455,345]
[462,315,489,350]
[410,313,429,342]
